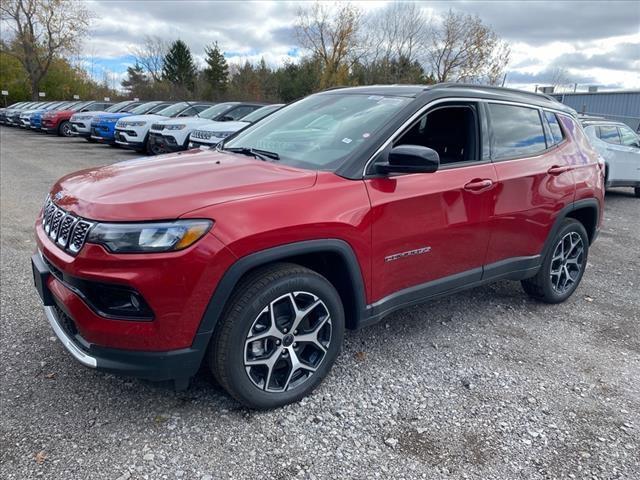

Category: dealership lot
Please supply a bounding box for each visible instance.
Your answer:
[1,126,638,479]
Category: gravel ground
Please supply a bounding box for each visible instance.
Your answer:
[1,126,638,480]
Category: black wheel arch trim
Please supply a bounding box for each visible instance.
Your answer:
[194,239,368,342]
[542,198,600,259]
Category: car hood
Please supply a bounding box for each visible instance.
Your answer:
[118,114,166,123]
[71,111,110,121]
[50,149,317,221]
[157,117,212,128]
[198,120,249,133]
[95,112,132,122]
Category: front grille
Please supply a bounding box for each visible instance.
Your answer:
[191,130,212,140]
[41,197,94,255]
[151,123,165,131]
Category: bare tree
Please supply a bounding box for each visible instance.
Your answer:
[0,0,91,99]
[131,35,169,83]
[295,2,362,88]
[426,9,510,84]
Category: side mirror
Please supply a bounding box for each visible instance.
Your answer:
[376,145,440,174]
[220,115,234,122]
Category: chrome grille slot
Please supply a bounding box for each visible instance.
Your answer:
[41,197,94,255]
[151,123,165,131]
[69,221,92,253]
[49,209,64,240]
[57,215,77,248]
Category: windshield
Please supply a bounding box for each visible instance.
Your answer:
[241,105,283,123]
[198,103,235,120]
[69,101,92,112]
[106,101,130,112]
[155,102,186,116]
[224,94,412,171]
[53,101,75,110]
[129,102,161,115]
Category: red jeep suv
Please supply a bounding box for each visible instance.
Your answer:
[32,85,604,409]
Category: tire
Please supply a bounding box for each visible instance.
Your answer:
[521,218,589,303]
[146,139,163,155]
[634,187,640,198]
[85,137,97,143]
[58,121,72,137]
[209,263,344,409]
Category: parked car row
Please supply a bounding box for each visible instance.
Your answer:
[1,99,284,155]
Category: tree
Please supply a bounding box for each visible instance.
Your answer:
[162,39,197,95]
[275,57,321,102]
[121,62,150,97]
[132,35,168,83]
[361,2,428,83]
[0,0,91,99]
[203,42,228,98]
[295,2,362,88]
[426,9,510,84]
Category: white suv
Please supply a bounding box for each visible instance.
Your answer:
[189,104,284,148]
[147,102,266,154]
[582,119,640,197]
[114,102,213,154]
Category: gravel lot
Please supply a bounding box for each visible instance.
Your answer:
[1,126,638,480]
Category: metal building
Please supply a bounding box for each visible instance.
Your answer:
[552,90,640,132]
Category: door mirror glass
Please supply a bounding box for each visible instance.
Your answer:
[377,145,440,174]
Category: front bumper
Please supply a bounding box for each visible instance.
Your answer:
[32,247,228,383]
[90,124,116,143]
[70,122,91,137]
[114,129,145,149]
[149,132,187,153]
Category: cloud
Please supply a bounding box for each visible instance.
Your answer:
[78,0,639,90]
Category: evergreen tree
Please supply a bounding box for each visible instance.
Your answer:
[121,62,149,95]
[162,40,197,91]
[203,42,228,98]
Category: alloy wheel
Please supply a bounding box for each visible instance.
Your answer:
[244,291,332,393]
[61,122,72,137]
[550,231,584,294]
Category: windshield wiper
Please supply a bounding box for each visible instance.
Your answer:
[224,147,280,161]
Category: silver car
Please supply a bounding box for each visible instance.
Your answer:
[582,119,640,197]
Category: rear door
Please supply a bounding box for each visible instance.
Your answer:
[485,103,576,268]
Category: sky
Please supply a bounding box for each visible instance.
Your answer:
[81,0,640,92]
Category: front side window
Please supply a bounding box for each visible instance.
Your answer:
[598,125,620,144]
[618,125,639,147]
[224,93,413,171]
[199,103,237,120]
[129,102,162,115]
[489,104,547,160]
[156,103,187,117]
[394,103,479,165]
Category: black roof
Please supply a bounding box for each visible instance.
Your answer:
[322,83,576,115]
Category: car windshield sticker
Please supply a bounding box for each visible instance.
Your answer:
[342,138,353,144]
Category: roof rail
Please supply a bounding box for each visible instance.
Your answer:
[432,83,559,103]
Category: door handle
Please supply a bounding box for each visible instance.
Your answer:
[547,165,572,175]
[463,179,493,191]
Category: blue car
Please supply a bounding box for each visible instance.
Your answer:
[90,101,172,144]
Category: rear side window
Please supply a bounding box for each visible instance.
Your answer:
[598,126,621,144]
[225,106,260,121]
[544,111,564,145]
[618,125,639,147]
[489,104,547,160]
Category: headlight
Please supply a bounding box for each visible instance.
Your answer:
[120,121,146,127]
[165,124,186,130]
[210,131,233,139]
[86,219,213,253]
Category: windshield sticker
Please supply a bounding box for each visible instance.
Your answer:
[368,95,383,101]
[341,137,353,144]
[362,133,370,138]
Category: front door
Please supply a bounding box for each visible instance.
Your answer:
[365,102,497,303]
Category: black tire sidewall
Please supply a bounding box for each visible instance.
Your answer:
[59,121,71,137]
[540,219,589,302]
[221,272,344,409]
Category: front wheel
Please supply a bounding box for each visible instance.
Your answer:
[58,121,73,137]
[209,263,344,409]
[521,218,589,303]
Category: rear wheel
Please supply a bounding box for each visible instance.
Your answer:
[634,187,640,198]
[58,121,72,137]
[209,263,344,409]
[522,218,589,303]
